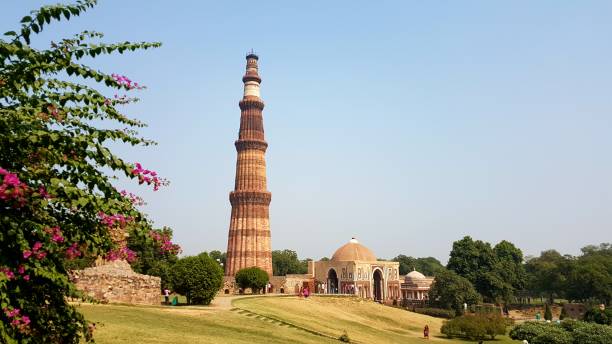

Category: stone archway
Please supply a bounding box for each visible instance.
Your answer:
[373,269,383,301]
[327,269,339,294]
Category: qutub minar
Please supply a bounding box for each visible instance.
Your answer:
[222,54,431,302]
[224,52,273,276]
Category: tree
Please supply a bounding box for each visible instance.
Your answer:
[272,249,307,276]
[171,255,223,305]
[525,250,571,303]
[392,255,444,276]
[544,303,552,321]
[235,267,269,294]
[1,1,163,342]
[127,227,181,290]
[565,244,612,304]
[208,250,226,267]
[447,236,526,303]
[429,269,481,315]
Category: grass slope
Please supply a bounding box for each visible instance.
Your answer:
[234,296,518,344]
[78,302,336,344]
[79,296,519,343]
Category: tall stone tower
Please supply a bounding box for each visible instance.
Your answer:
[225,53,273,276]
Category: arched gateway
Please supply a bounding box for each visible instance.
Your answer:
[327,269,339,294]
[373,269,383,301]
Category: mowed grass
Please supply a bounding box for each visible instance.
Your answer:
[79,296,520,343]
[234,296,519,344]
[77,302,336,344]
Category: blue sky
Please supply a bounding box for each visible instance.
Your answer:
[3,1,611,262]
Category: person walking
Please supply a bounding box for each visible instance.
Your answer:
[163,288,170,305]
[423,325,429,339]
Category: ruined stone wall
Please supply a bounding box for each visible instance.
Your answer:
[70,260,161,305]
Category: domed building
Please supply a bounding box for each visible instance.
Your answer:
[310,238,401,301]
[400,269,434,301]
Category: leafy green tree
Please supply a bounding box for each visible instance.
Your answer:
[544,303,553,321]
[127,227,180,290]
[272,249,308,276]
[208,250,226,267]
[447,236,526,303]
[0,1,163,342]
[429,269,481,314]
[171,255,223,305]
[392,255,444,276]
[525,250,571,303]
[235,267,269,293]
[565,244,612,304]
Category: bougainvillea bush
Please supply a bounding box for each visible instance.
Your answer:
[0,1,175,342]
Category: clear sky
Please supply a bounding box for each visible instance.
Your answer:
[3,1,611,263]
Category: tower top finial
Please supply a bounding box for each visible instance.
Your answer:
[246,49,258,60]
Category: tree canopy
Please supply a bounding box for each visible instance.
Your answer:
[392,255,444,276]
[171,255,223,305]
[272,249,308,276]
[235,267,269,293]
[447,236,526,303]
[429,269,481,314]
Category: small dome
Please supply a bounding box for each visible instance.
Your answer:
[331,238,377,262]
[406,270,426,280]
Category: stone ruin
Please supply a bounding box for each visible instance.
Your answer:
[70,259,161,305]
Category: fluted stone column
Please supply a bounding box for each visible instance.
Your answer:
[225,53,273,276]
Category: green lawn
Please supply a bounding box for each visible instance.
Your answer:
[79,296,520,344]
[78,302,336,344]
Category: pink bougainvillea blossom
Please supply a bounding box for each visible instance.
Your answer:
[106,246,137,263]
[131,163,167,191]
[111,74,145,90]
[0,167,28,207]
[1,267,15,280]
[148,230,181,255]
[38,185,51,199]
[23,241,47,261]
[2,307,31,333]
[65,243,82,260]
[120,190,145,206]
[98,212,133,228]
[44,226,64,243]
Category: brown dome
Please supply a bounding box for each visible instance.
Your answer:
[331,238,377,261]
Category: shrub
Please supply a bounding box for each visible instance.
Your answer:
[338,331,351,342]
[171,255,223,305]
[510,320,612,344]
[559,305,567,320]
[572,321,612,344]
[441,313,506,340]
[235,267,269,294]
[510,322,572,344]
[583,306,612,325]
[414,308,456,319]
[545,303,553,321]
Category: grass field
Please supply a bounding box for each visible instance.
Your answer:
[79,295,520,344]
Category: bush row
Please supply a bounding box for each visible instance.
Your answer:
[414,307,456,319]
[441,313,507,340]
[509,320,612,344]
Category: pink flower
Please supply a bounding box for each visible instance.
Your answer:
[21,316,30,325]
[23,275,30,281]
[32,242,42,251]
[23,250,32,259]
[17,265,25,274]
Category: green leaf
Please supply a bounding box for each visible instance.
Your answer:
[32,23,40,33]
[20,15,32,23]
[3,31,17,36]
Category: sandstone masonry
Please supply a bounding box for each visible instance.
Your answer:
[70,260,160,305]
